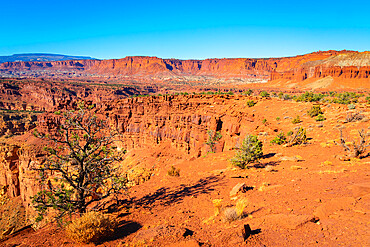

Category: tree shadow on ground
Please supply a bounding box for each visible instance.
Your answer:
[262,153,276,159]
[249,161,280,169]
[130,175,224,208]
[96,220,142,244]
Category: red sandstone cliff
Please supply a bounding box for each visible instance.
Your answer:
[0,50,358,80]
[270,52,370,83]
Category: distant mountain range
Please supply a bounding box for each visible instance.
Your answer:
[0,53,96,63]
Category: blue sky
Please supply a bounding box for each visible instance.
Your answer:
[2,0,370,59]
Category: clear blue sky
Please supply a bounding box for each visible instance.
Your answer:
[2,0,370,59]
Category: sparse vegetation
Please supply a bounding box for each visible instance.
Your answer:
[270,132,287,145]
[307,105,323,117]
[294,92,325,102]
[337,129,369,158]
[167,166,180,177]
[205,130,222,153]
[223,198,248,222]
[260,91,270,98]
[345,111,365,123]
[244,89,253,96]
[315,114,326,121]
[292,115,301,124]
[286,127,307,147]
[246,100,256,107]
[348,104,356,110]
[331,92,360,105]
[65,211,118,244]
[231,135,263,169]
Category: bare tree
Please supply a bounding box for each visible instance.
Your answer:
[338,128,369,158]
[32,103,127,223]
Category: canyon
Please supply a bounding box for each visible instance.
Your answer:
[0,50,369,246]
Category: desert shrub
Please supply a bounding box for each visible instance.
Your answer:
[332,92,360,105]
[345,111,365,123]
[270,132,287,145]
[278,92,284,98]
[283,94,292,100]
[223,198,248,222]
[167,166,180,177]
[294,92,325,102]
[65,211,118,244]
[366,96,370,103]
[223,207,239,222]
[307,105,323,117]
[205,130,222,153]
[260,91,270,98]
[276,117,280,121]
[262,119,267,124]
[337,129,369,158]
[246,100,256,107]
[292,115,301,124]
[315,114,326,121]
[287,130,293,136]
[231,135,263,169]
[348,104,356,110]
[244,89,253,96]
[286,127,307,147]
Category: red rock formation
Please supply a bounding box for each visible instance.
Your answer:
[0,50,356,80]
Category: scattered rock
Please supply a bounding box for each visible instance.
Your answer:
[230,183,251,197]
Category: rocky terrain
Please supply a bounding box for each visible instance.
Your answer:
[0,50,369,246]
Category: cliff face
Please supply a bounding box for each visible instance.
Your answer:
[0,50,355,80]
[3,94,269,212]
[270,52,370,82]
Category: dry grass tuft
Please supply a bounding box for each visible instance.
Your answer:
[65,211,118,244]
[223,198,248,222]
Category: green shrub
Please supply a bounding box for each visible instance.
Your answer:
[283,94,292,100]
[244,89,253,96]
[294,92,325,102]
[307,105,323,117]
[262,119,267,124]
[260,91,270,98]
[348,104,356,110]
[206,130,222,153]
[270,132,287,145]
[366,96,370,104]
[315,114,326,121]
[287,131,293,136]
[246,100,256,107]
[278,92,284,98]
[292,116,301,124]
[231,135,263,169]
[276,117,280,121]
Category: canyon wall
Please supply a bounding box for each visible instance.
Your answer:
[0,50,355,80]
[1,94,273,213]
